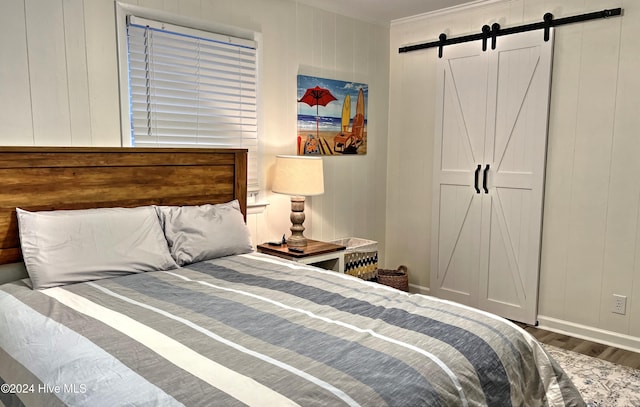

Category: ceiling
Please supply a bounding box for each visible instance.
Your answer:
[294,0,478,24]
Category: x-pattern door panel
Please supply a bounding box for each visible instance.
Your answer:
[432,30,553,324]
[479,31,553,324]
[432,43,487,305]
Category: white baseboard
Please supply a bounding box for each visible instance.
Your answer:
[537,315,640,354]
[409,283,430,295]
[401,292,640,353]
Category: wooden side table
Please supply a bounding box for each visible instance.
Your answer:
[256,239,347,272]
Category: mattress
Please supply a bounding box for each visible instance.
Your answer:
[0,253,584,406]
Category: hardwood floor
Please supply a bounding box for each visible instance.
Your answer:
[516,323,640,369]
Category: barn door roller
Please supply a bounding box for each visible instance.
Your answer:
[398,8,622,57]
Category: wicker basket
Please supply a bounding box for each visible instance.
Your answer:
[377,265,409,292]
[330,238,378,280]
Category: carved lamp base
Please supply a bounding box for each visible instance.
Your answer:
[287,196,308,247]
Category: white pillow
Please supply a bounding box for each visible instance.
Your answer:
[155,200,253,266]
[16,206,178,289]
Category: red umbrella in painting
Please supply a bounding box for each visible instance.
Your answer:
[298,86,337,140]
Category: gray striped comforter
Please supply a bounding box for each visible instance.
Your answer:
[0,253,584,406]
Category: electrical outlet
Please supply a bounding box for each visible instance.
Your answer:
[612,294,627,315]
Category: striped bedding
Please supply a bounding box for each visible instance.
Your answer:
[0,253,584,407]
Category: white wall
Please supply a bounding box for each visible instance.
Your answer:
[0,0,389,256]
[388,0,640,350]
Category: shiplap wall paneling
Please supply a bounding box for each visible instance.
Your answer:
[313,9,340,242]
[84,0,121,146]
[0,0,33,145]
[365,24,390,251]
[587,16,627,333]
[389,0,640,350]
[301,7,390,255]
[176,0,201,17]
[385,41,433,291]
[326,14,348,243]
[622,3,640,339]
[599,0,640,336]
[25,0,72,145]
[1,0,120,147]
[553,16,621,327]
[633,201,640,337]
[333,14,360,241]
[63,0,92,146]
[537,13,584,325]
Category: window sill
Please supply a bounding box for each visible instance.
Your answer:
[247,200,269,215]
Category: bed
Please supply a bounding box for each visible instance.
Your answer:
[0,147,584,407]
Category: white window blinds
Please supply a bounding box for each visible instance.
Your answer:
[126,16,259,190]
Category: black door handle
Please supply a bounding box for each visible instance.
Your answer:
[474,164,481,194]
[483,164,490,193]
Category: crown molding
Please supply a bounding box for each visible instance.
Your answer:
[391,0,508,26]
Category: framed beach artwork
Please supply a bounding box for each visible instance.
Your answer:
[297,74,368,155]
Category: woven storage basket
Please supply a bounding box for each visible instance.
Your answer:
[330,238,378,280]
[377,265,409,292]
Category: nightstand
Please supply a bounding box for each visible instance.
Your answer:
[256,239,347,272]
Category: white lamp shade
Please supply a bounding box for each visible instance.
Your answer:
[272,155,324,196]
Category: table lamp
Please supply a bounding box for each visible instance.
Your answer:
[272,155,324,247]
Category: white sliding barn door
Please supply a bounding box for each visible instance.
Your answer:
[431,30,554,324]
[431,42,488,307]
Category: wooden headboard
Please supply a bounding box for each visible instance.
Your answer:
[0,147,247,265]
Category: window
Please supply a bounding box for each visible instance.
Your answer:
[124,15,259,191]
